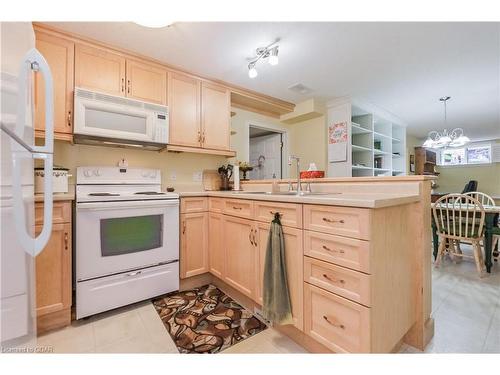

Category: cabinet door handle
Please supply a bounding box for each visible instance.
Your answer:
[323,217,345,224]
[249,229,254,245]
[252,229,257,247]
[232,206,243,210]
[323,315,345,329]
[67,111,72,127]
[322,273,345,284]
[322,245,345,254]
[197,131,201,143]
[126,270,142,277]
[202,131,206,143]
[127,79,130,94]
[182,221,186,234]
[121,78,125,93]
[64,232,69,250]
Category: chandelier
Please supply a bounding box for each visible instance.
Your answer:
[422,96,470,148]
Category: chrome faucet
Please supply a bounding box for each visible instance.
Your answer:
[288,155,301,195]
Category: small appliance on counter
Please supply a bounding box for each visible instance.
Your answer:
[35,165,71,194]
[299,162,325,179]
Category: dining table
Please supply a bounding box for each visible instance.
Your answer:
[431,202,500,273]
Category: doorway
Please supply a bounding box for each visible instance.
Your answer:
[248,125,283,180]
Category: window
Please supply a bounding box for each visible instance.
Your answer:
[439,143,492,166]
[467,145,491,164]
[441,148,466,165]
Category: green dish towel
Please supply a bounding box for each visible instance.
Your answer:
[262,212,293,325]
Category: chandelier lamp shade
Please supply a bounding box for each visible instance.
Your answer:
[422,96,470,149]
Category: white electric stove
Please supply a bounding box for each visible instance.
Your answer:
[75,166,179,319]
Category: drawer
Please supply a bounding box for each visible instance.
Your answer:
[208,197,224,213]
[180,197,208,213]
[304,283,370,353]
[35,201,71,225]
[76,262,179,319]
[254,201,302,228]
[304,230,370,273]
[303,204,371,240]
[222,199,254,219]
[304,256,371,306]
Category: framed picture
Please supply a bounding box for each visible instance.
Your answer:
[409,154,415,173]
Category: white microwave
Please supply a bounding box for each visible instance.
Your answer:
[73,87,169,150]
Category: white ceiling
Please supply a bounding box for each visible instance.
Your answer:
[47,22,500,140]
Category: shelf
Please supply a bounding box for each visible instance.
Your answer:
[373,131,392,140]
[352,144,372,153]
[352,165,372,170]
[351,122,371,135]
[373,149,390,155]
[373,168,390,172]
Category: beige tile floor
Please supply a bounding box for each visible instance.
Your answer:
[37,245,499,354]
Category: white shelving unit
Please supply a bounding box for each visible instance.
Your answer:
[327,97,407,177]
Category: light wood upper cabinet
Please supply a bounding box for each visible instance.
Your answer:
[168,72,202,147]
[255,223,304,330]
[126,59,167,105]
[34,32,74,139]
[180,212,209,278]
[208,212,224,279]
[201,82,231,151]
[75,44,126,96]
[222,215,256,299]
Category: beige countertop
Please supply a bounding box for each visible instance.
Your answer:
[35,192,75,202]
[178,190,420,209]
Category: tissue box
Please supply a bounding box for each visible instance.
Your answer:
[300,171,325,179]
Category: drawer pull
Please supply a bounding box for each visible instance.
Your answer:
[322,245,345,254]
[323,315,345,329]
[182,221,186,234]
[322,273,345,284]
[64,232,69,250]
[126,270,142,277]
[323,217,345,224]
[232,206,243,210]
[67,111,72,127]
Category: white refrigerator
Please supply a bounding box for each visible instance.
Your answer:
[0,22,54,350]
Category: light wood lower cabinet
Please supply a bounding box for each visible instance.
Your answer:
[35,201,72,334]
[222,215,256,299]
[255,222,304,330]
[208,212,224,279]
[180,212,209,278]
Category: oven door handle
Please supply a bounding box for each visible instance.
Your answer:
[76,200,179,211]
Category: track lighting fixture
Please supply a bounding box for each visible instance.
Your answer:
[246,40,280,79]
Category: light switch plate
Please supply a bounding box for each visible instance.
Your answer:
[192,171,203,182]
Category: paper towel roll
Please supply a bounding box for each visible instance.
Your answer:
[233,165,240,191]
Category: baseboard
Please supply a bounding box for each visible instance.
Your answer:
[37,308,71,335]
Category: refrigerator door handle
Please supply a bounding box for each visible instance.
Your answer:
[12,48,54,256]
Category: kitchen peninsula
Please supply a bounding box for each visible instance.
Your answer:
[177,175,435,353]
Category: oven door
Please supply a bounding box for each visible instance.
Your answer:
[76,199,179,281]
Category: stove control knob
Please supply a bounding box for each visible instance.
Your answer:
[93,169,101,177]
[83,169,92,177]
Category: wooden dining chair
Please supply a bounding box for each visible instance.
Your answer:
[464,192,499,262]
[433,193,486,276]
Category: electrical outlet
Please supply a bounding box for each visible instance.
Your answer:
[170,171,177,181]
[192,171,203,182]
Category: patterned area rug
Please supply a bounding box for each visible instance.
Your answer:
[152,284,267,353]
